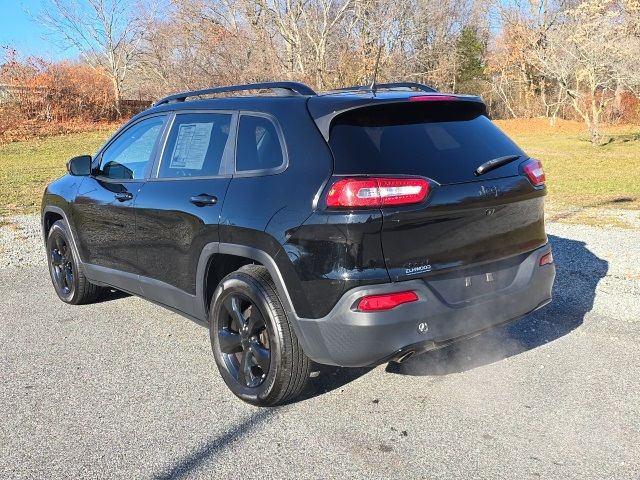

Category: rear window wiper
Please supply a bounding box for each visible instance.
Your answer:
[474,155,521,176]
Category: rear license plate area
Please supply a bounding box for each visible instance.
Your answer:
[423,253,526,304]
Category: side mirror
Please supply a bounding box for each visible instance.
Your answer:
[67,155,93,176]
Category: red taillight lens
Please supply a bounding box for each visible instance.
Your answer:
[409,95,458,102]
[540,251,554,266]
[326,178,429,208]
[523,159,545,186]
[357,291,418,312]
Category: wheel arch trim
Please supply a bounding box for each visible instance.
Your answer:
[194,242,324,357]
[42,206,84,264]
[196,243,298,319]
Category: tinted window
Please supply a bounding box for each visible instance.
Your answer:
[159,113,232,178]
[236,115,284,172]
[329,102,525,184]
[99,116,165,180]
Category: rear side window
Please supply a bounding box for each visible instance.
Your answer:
[236,115,285,173]
[329,102,525,184]
[159,113,232,178]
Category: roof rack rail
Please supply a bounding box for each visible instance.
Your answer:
[331,82,437,93]
[154,81,317,106]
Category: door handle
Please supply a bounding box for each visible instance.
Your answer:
[190,194,218,206]
[114,191,133,202]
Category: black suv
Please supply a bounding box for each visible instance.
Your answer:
[42,81,555,406]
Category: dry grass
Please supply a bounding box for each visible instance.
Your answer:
[0,128,115,216]
[506,123,640,207]
[494,118,640,137]
[0,119,639,228]
[0,118,121,145]
[494,118,587,136]
[546,207,640,229]
[495,119,640,229]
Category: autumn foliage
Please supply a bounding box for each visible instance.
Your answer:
[0,52,145,142]
[1,50,115,116]
[17,63,114,121]
[2,0,640,144]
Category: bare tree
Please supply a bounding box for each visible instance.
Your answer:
[30,0,640,128]
[132,0,489,94]
[531,0,640,143]
[137,0,283,92]
[334,0,409,86]
[395,0,482,91]
[491,0,571,121]
[41,0,147,116]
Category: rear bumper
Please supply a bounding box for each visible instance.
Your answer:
[294,245,555,367]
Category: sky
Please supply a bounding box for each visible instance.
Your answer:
[0,0,76,60]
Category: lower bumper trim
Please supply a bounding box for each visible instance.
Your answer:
[293,245,556,367]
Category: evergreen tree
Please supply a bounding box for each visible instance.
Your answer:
[455,26,487,90]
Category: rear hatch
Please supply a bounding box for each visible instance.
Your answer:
[320,97,547,300]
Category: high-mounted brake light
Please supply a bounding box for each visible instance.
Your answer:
[326,178,429,208]
[357,291,419,312]
[409,95,458,102]
[522,159,545,186]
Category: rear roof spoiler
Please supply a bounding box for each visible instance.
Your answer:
[308,94,486,141]
[328,82,437,94]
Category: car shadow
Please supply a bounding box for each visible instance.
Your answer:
[150,235,607,477]
[93,288,131,304]
[96,234,607,400]
[300,365,373,401]
[386,234,607,376]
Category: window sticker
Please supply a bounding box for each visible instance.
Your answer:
[169,122,214,170]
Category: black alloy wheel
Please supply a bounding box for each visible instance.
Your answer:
[210,265,312,406]
[218,293,272,388]
[46,220,102,305]
[50,233,74,297]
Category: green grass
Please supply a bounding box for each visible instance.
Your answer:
[1,125,639,222]
[0,129,114,216]
[512,131,640,211]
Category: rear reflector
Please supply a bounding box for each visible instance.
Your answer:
[409,95,459,102]
[357,291,419,312]
[523,159,545,186]
[326,177,429,208]
[539,251,554,266]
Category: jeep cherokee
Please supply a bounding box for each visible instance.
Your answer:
[41,81,555,406]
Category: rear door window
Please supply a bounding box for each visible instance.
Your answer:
[158,113,232,178]
[236,114,285,173]
[329,102,525,184]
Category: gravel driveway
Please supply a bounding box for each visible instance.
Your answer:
[1,215,639,479]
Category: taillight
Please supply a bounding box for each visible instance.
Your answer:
[540,251,553,266]
[326,177,429,208]
[356,291,418,312]
[409,95,458,102]
[522,159,545,186]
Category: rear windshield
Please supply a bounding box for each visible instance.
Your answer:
[328,102,525,184]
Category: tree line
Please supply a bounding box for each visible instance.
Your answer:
[2,0,639,143]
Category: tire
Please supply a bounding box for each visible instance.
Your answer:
[209,264,311,406]
[46,220,102,305]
